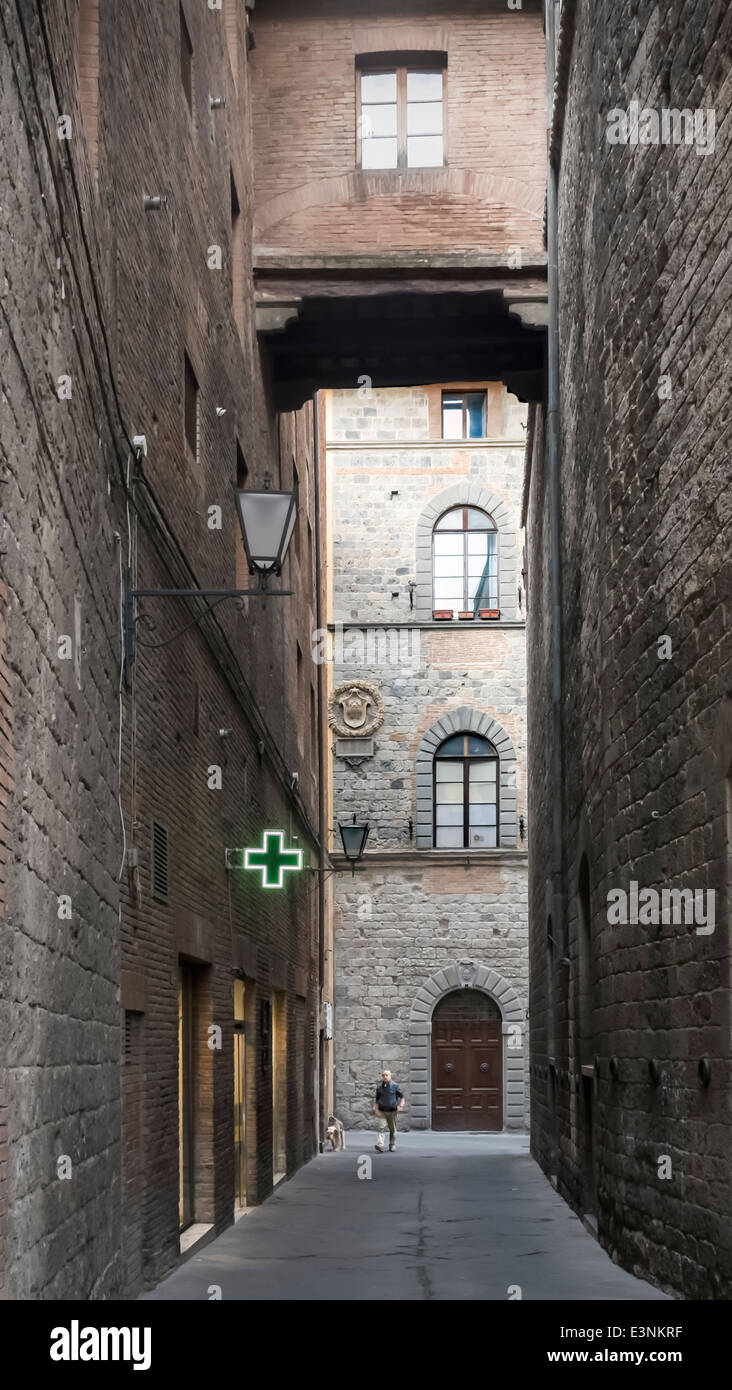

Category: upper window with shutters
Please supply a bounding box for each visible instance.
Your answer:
[357,56,446,170]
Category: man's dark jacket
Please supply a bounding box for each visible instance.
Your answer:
[375,1080,403,1111]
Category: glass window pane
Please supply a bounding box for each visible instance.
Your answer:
[469,782,495,804]
[436,760,464,781]
[361,72,397,103]
[407,71,443,101]
[442,398,463,439]
[436,782,464,804]
[467,508,492,531]
[408,135,444,167]
[436,826,464,848]
[361,138,398,169]
[434,584,463,603]
[433,557,465,578]
[474,580,498,607]
[467,393,486,438]
[436,806,464,826]
[407,101,443,136]
[469,826,497,847]
[433,533,463,554]
[436,737,466,757]
[361,104,397,138]
[470,756,497,776]
[467,537,489,559]
[434,507,464,530]
[469,804,497,825]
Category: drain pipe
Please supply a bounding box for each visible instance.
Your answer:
[545,0,567,963]
[312,390,327,1153]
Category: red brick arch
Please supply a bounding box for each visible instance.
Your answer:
[254,168,545,242]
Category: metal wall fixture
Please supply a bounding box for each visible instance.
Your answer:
[648,1058,661,1086]
[338,814,370,875]
[124,474,297,683]
[143,195,167,211]
[697,1056,711,1088]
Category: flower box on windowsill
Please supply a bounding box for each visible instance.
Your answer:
[458,611,475,620]
[479,608,501,620]
[432,609,453,620]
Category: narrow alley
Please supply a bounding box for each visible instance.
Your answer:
[143,1134,668,1303]
[0,0,729,1360]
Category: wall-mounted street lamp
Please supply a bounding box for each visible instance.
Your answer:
[235,486,297,577]
[338,814,370,875]
[124,480,297,682]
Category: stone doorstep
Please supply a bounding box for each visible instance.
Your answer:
[179,1222,215,1259]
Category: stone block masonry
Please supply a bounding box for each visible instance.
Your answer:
[0,7,124,1297]
[326,383,530,1133]
[334,864,529,1130]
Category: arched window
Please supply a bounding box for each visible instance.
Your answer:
[433,732,498,848]
[432,506,498,617]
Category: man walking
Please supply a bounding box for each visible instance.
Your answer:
[373,1069,405,1152]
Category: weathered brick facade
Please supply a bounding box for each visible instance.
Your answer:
[1,0,325,1299]
[326,384,530,1131]
[252,0,546,255]
[525,0,732,1298]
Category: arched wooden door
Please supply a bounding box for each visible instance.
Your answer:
[431,989,502,1130]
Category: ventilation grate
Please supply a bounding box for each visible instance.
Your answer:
[152,821,169,902]
[124,1011,136,1064]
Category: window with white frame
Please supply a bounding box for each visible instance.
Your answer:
[358,59,445,170]
[432,506,498,616]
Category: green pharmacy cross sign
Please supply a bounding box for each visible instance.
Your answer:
[242,831,303,889]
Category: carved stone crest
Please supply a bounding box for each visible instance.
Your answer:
[457,959,477,988]
[328,680,384,738]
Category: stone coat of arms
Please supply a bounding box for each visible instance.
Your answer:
[328,680,384,738]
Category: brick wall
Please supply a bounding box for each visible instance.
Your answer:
[526,0,732,1298]
[326,384,529,1130]
[107,0,324,1290]
[251,0,546,254]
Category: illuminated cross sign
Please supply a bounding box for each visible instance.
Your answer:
[243,831,302,889]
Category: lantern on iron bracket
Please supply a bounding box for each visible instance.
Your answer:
[123,475,297,684]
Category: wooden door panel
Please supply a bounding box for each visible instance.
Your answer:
[431,1018,502,1131]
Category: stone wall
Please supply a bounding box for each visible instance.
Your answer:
[526,0,732,1299]
[0,4,124,1298]
[0,0,324,1299]
[326,383,530,1130]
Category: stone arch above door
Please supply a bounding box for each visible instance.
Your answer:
[415,481,518,621]
[415,707,518,848]
[409,960,526,1130]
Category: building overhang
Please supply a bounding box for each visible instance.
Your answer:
[254,250,548,410]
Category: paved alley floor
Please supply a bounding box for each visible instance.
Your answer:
[143,1132,670,1301]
